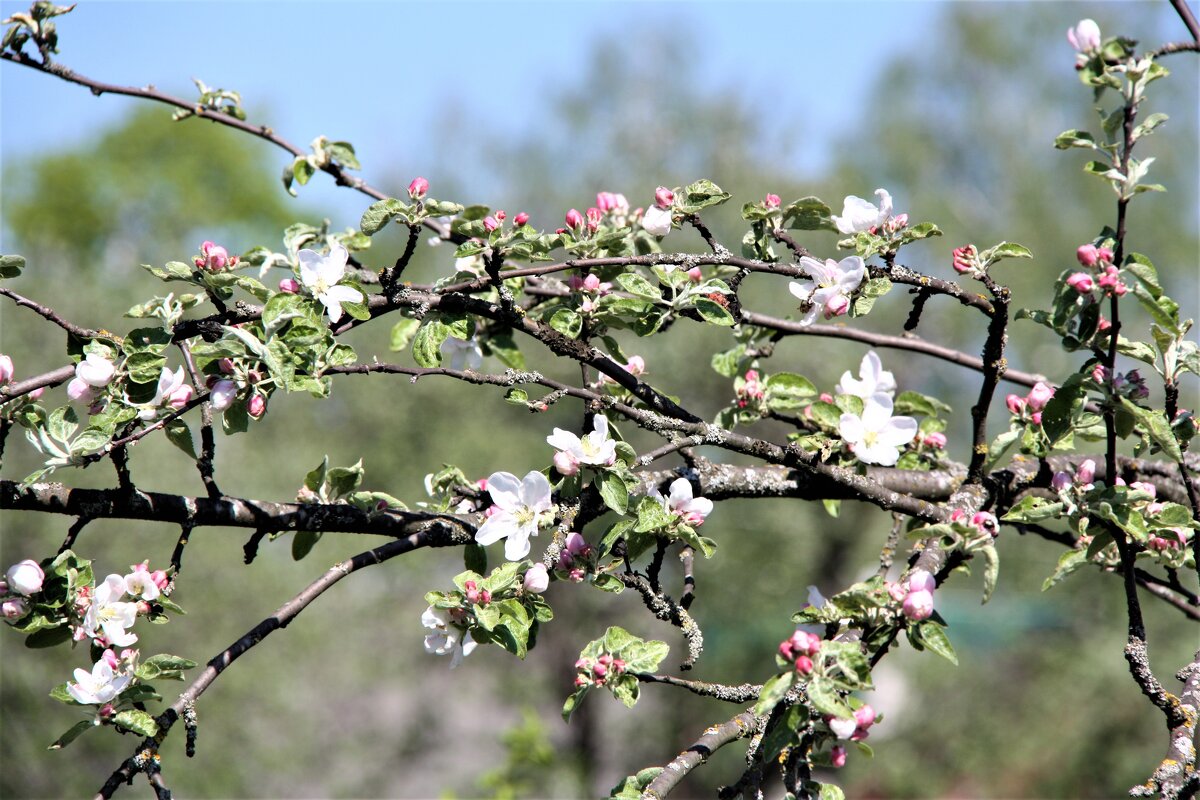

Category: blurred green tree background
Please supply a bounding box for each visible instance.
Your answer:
[1,3,1196,798]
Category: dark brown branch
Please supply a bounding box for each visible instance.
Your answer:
[967,280,1010,481]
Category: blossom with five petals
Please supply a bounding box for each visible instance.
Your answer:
[66,659,132,705]
[297,242,364,323]
[788,256,867,326]
[82,575,139,647]
[836,351,897,399]
[546,415,618,475]
[838,394,918,466]
[474,471,554,560]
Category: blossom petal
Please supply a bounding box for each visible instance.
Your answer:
[546,428,583,453]
[519,471,552,511]
[297,249,323,286]
[475,512,516,546]
[503,527,533,561]
[485,472,524,509]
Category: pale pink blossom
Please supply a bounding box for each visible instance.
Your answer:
[1067,19,1102,53]
[838,394,918,466]
[832,189,892,234]
[474,471,554,561]
[764,193,781,208]
[67,659,132,705]
[209,379,237,412]
[1076,459,1096,488]
[907,569,936,594]
[648,478,713,526]
[547,415,618,471]
[0,355,13,384]
[5,559,44,595]
[1,597,29,621]
[642,204,673,237]
[902,589,934,621]
[788,255,866,326]
[1026,382,1055,412]
[122,565,160,601]
[523,563,549,594]
[421,606,476,669]
[408,176,429,200]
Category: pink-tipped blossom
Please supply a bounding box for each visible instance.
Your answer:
[1006,394,1026,415]
[1097,265,1127,296]
[1052,471,1073,492]
[596,192,617,212]
[514,212,530,226]
[483,216,499,233]
[764,193,781,209]
[794,655,814,675]
[565,208,584,230]
[853,704,877,731]
[648,478,714,527]
[1,597,29,621]
[1066,273,1095,293]
[1076,459,1096,487]
[888,213,909,231]
[642,204,673,236]
[209,380,237,412]
[553,450,580,476]
[831,745,848,768]
[654,186,674,209]
[788,255,867,326]
[196,241,230,271]
[408,177,429,200]
[902,589,934,621]
[566,532,592,558]
[1067,19,1102,53]
[586,207,602,233]
[907,569,936,595]
[6,559,44,596]
[0,355,12,385]
[247,394,266,419]
[922,431,947,449]
[101,648,120,670]
[547,415,617,470]
[150,570,169,591]
[952,244,977,274]
[687,266,703,282]
[1076,244,1101,267]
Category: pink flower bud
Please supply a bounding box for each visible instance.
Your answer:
[592,662,607,678]
[596,192,615,212]
[278,277,300,294]
[1066,272,1095,293]
[27,386,44,400]
[247,394,266,419]
[1051,471,1073,492]
[764,193,781,209]
[824,293,850,318]
[779,640,795,661]
[1097,247,1114,264]
[150,570,169,590]
[889,213,909,231]
[923,431,947,449]
[523,563,549,594]
[903,589,934,621]
[102,648,120,670]
[907,569,936,595]
[0,355,13,384]
[952,245,977,274]
[209,380,237,412]
[1076,459,1096,487]
[574,674,591,687]
[515,212,529,226]
[831,745,847,768]
[583,273,602,292]
[553,450,579,476]
[687,266,703,282]
[971,511,999,537]
[0,597,29,621]
[5,559,44,596]
[566,532,591,557]
[1026,382,1055,412]
[626,356,646,376]
[1076,244,1101,267]
[565,208,584,230]
[586,207,602,233]
[568,568,586,583]
[67,377,97,404]
[408,177,429,200]
[1005,394,1026,415]
[654,186,675,209]
[794,655,814,675]
[483,215,499,233]
[167,384,193,411]
[887,581,907,602]
[200,242,229,271]
[1030,411,1043,426]
[853,704,876,729]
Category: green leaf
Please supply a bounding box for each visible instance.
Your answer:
[679,179,731,212]
[1054,129,1098,150]
[807,675,851,718]
[783,196,834,231]
[817,782,847,800]
[113,709,158,738]
[692,297,734,326]
[549,309,583,339]
[48,720,95,750]
[1120,398,1182,461]
[916,622,958,665]
[1001,495,1064,524]
[1043,549,1089,591]
[292,530,322,561]
[360,197,408,235]
[562,687,587,722]
[597,471,629,515]
[25,625,72,649]
[764,372,818,410]
[0,253,27,279]
[412,319,449,367]
[615,272,660,300]
[590,573,625,594]
[163,419,197,460]
[755,671,796,716]
[979,544,999,604]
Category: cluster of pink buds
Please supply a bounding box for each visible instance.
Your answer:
[1052,458,1097,493]
[574,653,628,688]
[1006,381,1055,425]
[1091,365,1149,400]
[407,176,429,200]
[569,273,613,313]
[736,369,765,409]
[763,193,781,210]
[1076,243,1114,268]
[564,208,585,232]
[899,569,936,621]
[1148,528,1193,552]
[483,210,507,233]
[778,629,823,675]
[463,580,492,607]
[194,241,238,272]
[557,533,593,582]
[951,244,979,276]
[875,213,909,235]
[1068,243,1126,299]
[919,431,947,450]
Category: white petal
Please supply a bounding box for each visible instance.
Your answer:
[857,442,900,466]
[320,292,344,323]
[799,256,838,285]
[486,471,524,510]
[667,478,693,509]
[325,284,363,306]
[838,413,865,445]
[519,471,552,510]
[788,280,815,303]
[862,394,895,429]
[546,428,583,453]
[873,188,893,219]
[421,606,448,630]
[297,249,322,286]
[837,256,867,291]
[878,416,919,447]
[321,242,349,283]
[503,527,533,561]
[475,513,516,546]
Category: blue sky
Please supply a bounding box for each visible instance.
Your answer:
[1,1,948,223]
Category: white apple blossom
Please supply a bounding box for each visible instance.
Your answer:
[82,574,139,647]
[122,566,160,601]
[67,659,132,705]
[441,335,484,371]
[831,189,893,234]
[67,352,117,404]
[836,351,897,399]
[648,478,714,527]
[546,414,618,475]
[829,716,859,740]
[421,606,477,669]
[838,394,918,467]
[788,255,867,326]
[297,241,364,323]
[642,205,673,237]
[474,470,555,561]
